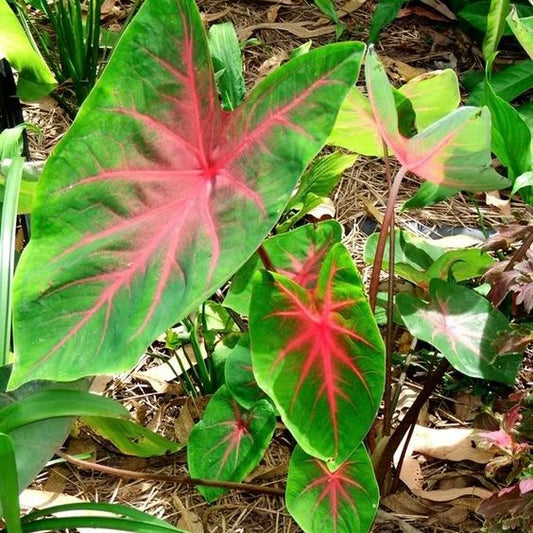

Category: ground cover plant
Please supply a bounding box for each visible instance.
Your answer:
[1,0,532,532]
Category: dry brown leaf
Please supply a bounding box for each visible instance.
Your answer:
[238,22,336,41]
[382,490,431,515]
[20,489,85,511]
[246,462,288,482]
[174,403,196,444]
[485,191,512,217]
[307,197,336,221]
[201,8,231,23]
[453,393,483,423]
[101,0,116,15]
[257,50,289,79]
[400,455,493,501]
[339,0,368,16]
[173,493,204,533]
[419,0,457,20]
[403,425,496,463]
[381,56,427,81]
[266,5,281,22]
[42,467,68,494]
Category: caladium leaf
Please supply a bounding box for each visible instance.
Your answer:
[286,444,379,533]
[365,47,509,192]
[250,244,385,466]
[224,220,342,315]
[225,334,267,409]
[396,279,522,384]
[10,0,364,388]
[187,385,276,502]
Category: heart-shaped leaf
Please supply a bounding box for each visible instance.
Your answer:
[10,0,364,388]
[365,47,508,192]
[396,279,522,384]
[286,444,379,533]
[250,244,384,466]
[187,385,276,501]
[224,220,342,315]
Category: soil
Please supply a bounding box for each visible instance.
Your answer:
[12,1,533,532]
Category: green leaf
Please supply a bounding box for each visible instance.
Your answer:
[398,70,460,132]
[484,60,531,178]
[0,0,57,100]
[225,333,266,409]
[187,385,276,501]
[467,60,533,106]
[81,417,181,457]
[10,0,364,388]
[366,47,508,191]
[369,0,406,43]
[208,22,245,110]
[396,279,522,384]
[507,5,533,59]
[328,87,384,156]
[511,170,533,196]
[483,0,510,60]
[250,244,384,466]
[286,444,379,533]
[0,433,22,533]
[425,249,494,284]
[0,389,129,433]
[403,181,459,209]
[224,220,342,315]
[313,0,345,37]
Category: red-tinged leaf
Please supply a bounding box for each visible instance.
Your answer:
[286,445,379,533]
[224,220,342,315]
[250,244,385,466]
[10,0,365,388]
[225,333,267,409]
[365,47,509,192]
[187,385,276,502]
[396,279,522,384]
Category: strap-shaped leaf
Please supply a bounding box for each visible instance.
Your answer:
[187,385,276,502]
[10,0,364,388]
[396,279,522,384]
[250,244,384,467]
[286,444,379,533]
[365,47,509,192]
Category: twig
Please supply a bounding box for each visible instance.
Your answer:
[56,451,285,497]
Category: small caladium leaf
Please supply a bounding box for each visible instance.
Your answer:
[224,220,342,315]
[402,181,459,210]
[286,444,379,533]
[187,385,275,502]
[225,334,267,409]
[250,244,385,466]
[10,0,365,388]
[396,279,522,384]
[365,47,509,192]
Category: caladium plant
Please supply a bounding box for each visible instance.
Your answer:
[10,0,364,389]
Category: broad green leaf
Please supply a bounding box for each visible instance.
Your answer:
[0,365,83,516]
[369,0,406,43]
[403,181,459,209]
[0,433,22,533]
[396,279,522,384]
[187,385,276,501]
[483,0,510,60]
[208,22,245,110]
[425,249,494,285]
[507,5,533,59]
[0,389,128,433]
[0,0,56,100]
[0,178,37,214]
[484,63,531,178]
[328,87,384,156]
[81,417,181,457]
[10,0,364,388]
[286,445,379,533]
[225,333,267,409]
[224,220,342,315]
[250,244,385,466]
[398,70,460,132]
[467,60,533,106]
[366,47,508,191]
[457,1,533,35]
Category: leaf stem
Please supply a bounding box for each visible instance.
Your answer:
[368,166,407,311]
[57,451,285,497]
